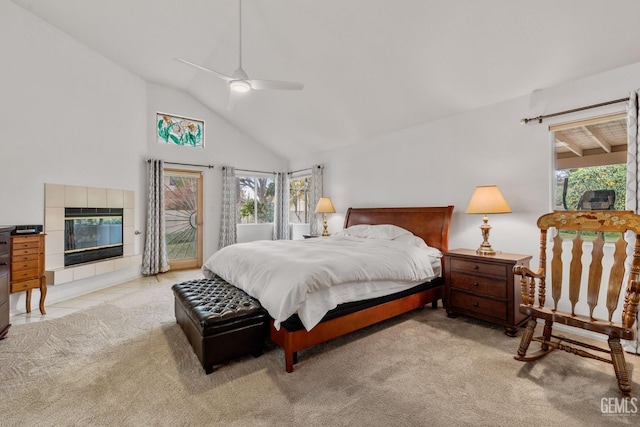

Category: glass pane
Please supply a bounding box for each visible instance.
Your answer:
[236,176,275,224]
[289,177,311,224]
[236,176,252,224]
[555,165,626,211]
[164,174,198,260]
[257,177,275,223]
[553,114,627,212]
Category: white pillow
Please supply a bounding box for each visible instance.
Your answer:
[337,224,412,240]
[393,234,442,257]
[393,233,426,247]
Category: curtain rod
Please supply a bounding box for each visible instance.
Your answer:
[225,166,276,175]
[155,161,320,175]
[520,96,629,124]
[289,165,323,175]
[288,167,311,175]
[148,160,215,169]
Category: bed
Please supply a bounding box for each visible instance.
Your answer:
[203,206,454,372]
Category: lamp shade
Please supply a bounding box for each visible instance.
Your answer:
[315,197,336,214]
[465,185,511,214]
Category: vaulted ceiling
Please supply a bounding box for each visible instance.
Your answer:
[11,0,640,160]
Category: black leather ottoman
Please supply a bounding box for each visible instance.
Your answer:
[171,277,268,374]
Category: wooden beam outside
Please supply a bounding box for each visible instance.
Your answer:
[556,139,583,157]
[585,125,612,153]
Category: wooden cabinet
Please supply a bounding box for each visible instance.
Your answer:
[444,248,531,336]
[0,226,12,339]
[10,234,46,315]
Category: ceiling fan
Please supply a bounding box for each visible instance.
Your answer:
[176,0,304,110]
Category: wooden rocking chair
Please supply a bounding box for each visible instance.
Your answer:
[514,210,640,396]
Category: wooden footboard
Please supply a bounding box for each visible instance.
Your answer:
[269,285,444,372]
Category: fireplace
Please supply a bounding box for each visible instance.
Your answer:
[64,208,123,267]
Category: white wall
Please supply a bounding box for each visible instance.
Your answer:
[0,2,287,310]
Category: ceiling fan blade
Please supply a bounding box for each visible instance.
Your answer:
[175,58,233,82]
[248,79,304,91]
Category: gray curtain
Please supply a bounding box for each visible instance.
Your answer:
[273,172,290,240]
[309,165,324,236]
[141,159,170,275]
[219,166,237,249]
[624,90,640,354]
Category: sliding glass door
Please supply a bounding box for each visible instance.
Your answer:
[163,169,203,269]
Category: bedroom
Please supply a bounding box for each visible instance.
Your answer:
[1,0,640,424]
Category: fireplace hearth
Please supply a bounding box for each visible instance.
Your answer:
[64,208,123,267]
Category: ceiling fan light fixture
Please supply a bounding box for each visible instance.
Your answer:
[230,80,251,93]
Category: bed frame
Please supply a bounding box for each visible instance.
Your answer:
[269,205,454,372]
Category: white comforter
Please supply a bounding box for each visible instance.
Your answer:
[202,235,440,331]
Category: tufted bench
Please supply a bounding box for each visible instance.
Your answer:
[171,277,268,374]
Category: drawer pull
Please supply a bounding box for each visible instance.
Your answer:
[473,302,479,307]
[473,265,479,270]
[473,282,479,287]
[0,241,7,244]
[0,262,6,266]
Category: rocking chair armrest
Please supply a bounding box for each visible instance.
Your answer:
[513,265,545,279]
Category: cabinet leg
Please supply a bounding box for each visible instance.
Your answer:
[25,289,32,314]
[39,276,47,315]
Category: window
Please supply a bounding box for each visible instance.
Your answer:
[553,112,627,212]
[289,175,312,224]
[236,175,275,224]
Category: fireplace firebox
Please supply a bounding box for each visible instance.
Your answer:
[64,208,123,266]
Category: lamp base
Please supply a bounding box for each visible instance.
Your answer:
[476,216,496,255]
[476,244,496,256]
[322,214,330,236]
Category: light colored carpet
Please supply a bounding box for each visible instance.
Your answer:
[0,276,638,427]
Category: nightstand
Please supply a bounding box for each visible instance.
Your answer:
[444,248,532,337]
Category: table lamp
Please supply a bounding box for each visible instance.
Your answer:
[465,185,511,255]
[315,197,336,236]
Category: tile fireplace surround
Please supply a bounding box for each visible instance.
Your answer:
[44,184,141,285]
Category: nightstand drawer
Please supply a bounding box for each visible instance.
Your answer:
[449,272,507,298]
[11,278,41,293]
[450,290,506,320]
[450,258,507,278]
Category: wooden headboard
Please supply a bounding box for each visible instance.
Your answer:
[343,206,455,252]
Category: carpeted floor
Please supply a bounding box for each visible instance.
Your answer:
[0,274,638,426]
